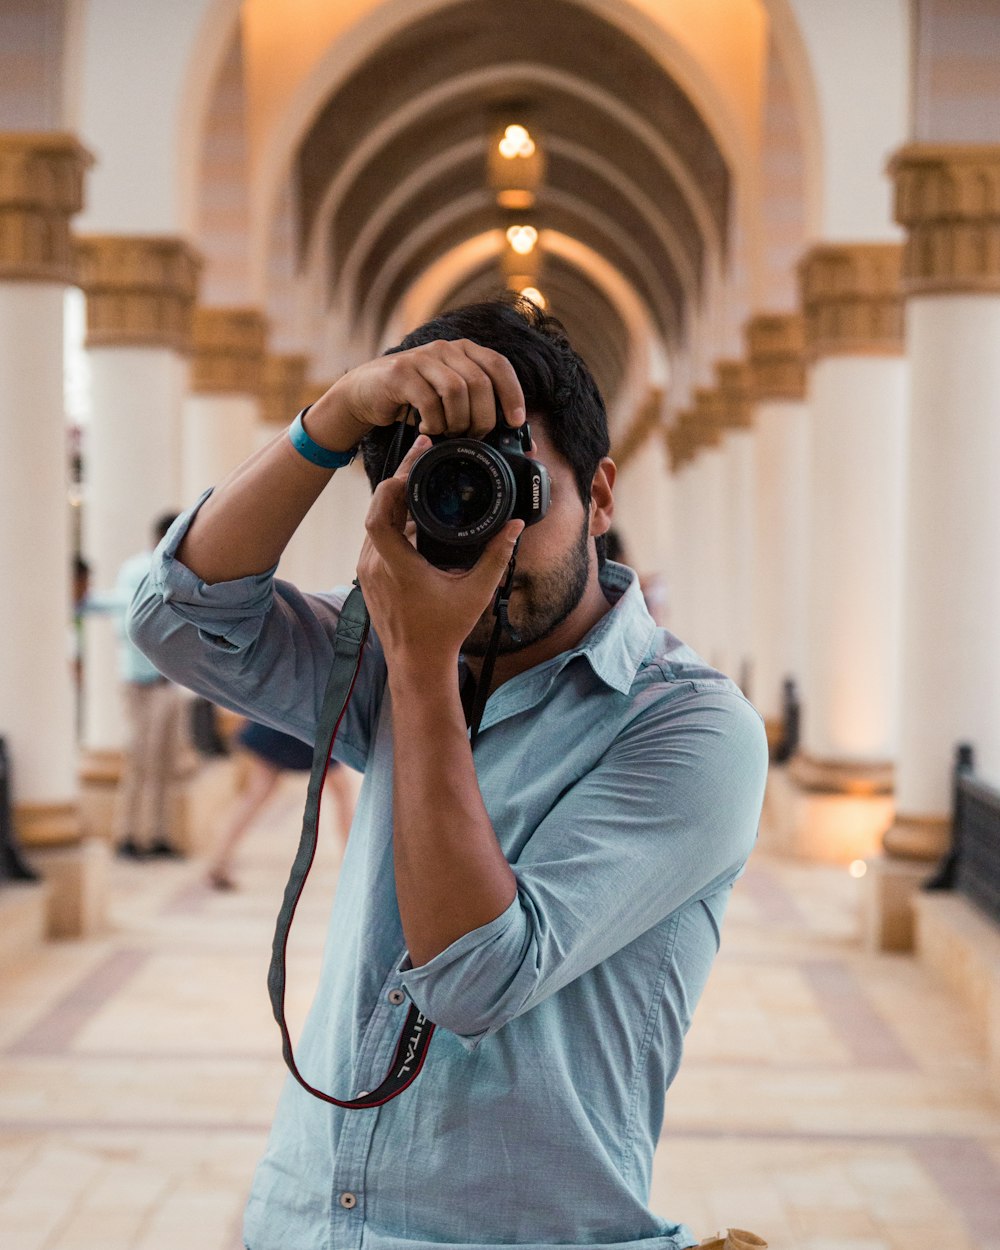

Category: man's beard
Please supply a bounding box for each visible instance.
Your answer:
[462,515,592,657]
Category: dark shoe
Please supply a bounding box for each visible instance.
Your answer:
[207,868,237,891]
[116,837,147,860]
[147,840,184,860]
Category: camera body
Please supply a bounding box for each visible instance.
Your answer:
[406,418,551,569]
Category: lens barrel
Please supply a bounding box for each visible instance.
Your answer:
[407,440,516,548]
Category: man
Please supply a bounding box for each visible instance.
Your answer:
[130,299,767,1250]
[90,513,185,859]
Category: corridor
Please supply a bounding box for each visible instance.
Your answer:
[2,778,998,1250]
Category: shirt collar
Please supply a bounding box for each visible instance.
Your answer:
[558,560,657,695]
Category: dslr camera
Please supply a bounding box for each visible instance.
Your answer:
[406,413,551,569]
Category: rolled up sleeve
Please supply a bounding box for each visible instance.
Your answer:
[399,688,767,1048]
[127,492,384,771]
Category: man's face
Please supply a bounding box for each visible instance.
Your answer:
[461,419,594,657]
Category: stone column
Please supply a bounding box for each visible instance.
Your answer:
[866,146,1000,946]
[715,362,756,693]
[259,354,312,586]
[690,387,731,674]
[0,133,102,935]
[788,244,907,863]
[183,308,266,502]
[610,389,671,585]
[746,314,809,749]
[664,420,694,640]
[76,236,200,770]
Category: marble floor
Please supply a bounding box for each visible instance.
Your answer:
[1,774,999,1250]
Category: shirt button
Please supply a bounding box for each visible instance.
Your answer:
[339,1192,357,1210]
[387,989,406,1005]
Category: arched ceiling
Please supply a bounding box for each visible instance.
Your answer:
[281,0,734,389]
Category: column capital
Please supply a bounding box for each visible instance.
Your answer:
[75,235,201,351]
[889,143,1000,296]
[745,313,807,401]
[612,388,663,469]
[693,386,727,448]
[0,132,92,283]
[260,353,310,425]
[191,307,267,395]
[715,360,753,430]
[798,243,904,359]
[665,413,695,472]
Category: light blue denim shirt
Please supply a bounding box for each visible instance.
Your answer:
[129,496,768,1250]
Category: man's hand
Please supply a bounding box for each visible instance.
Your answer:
[357,435,524,675]
[307,339,527,451]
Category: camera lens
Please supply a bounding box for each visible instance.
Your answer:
[423,459,495,529]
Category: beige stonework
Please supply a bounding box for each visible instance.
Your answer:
[693,387,727,448]
[30,837,109,939]
[191,306,267,395]
[261,353,309,426]
[863,854,936,953]
[799,244,904,358]
[77,749,123,844]
[0,132,91,283]
[75,235,201,350]
[745,313,807,401]
[612,388,663,468]
[890,144,1000,295]
[300,379,336,411]
[882,813,951,862]
[715,361,753,429]
[15,800,80,848]
[788,750,894,797]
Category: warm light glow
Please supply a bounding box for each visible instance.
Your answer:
[848,859,868,879]
[506,224,538,256]
[520,286,547,309]
[497,189,535,210]
[498,124,536,159]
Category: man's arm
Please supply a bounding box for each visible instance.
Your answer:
[356,436,523,965]
[175,340,525,585]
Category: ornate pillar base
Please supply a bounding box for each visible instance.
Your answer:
[78,748,123,842]
[882,814,950,862]
[862,854,935,953]
[15,803,109,939]
[761,754,895,864]
[860,814,950,953]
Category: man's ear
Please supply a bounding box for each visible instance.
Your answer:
[589,457,616,538]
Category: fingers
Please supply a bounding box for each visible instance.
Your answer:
[466,520,525,593]
[404,339,526,439]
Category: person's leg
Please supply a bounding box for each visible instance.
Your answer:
[115,682,154,855]
[146,683,184,855]
[206,752,282,888]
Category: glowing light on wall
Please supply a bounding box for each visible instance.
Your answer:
[498,124,536,159]
[520,286,547,309]
[506,224,538,255]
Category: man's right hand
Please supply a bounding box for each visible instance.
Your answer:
[307,338,527,449]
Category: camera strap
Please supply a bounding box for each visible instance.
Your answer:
[268,412,516,1110]
[267,582,437,1109]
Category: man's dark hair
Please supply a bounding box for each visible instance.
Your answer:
[359,297,610,519]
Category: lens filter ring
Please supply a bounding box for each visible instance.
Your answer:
[407,440,516,546]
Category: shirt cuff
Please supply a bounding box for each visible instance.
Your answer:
[150,490,280,652]
[397,895,527,1049]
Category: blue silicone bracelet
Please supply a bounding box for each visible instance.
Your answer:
[288,407,357,470]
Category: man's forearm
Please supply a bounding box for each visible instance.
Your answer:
[389,664,517,968]
[177,397,369,585]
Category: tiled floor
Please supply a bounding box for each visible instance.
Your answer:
[2,775,999,1250]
